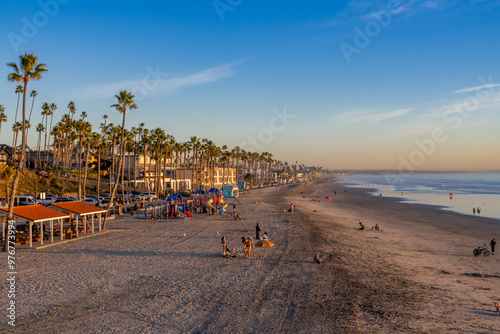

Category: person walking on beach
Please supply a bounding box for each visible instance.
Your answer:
[473,207,476,215]
[477,207,481,216]
[222,236,227,256]
[256,223,262,240]
[244,237,252,258]
[491,238,496,255]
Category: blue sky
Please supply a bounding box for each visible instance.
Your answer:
[2,0,500,170]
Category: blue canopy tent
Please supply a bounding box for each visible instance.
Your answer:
[237,181,247,190]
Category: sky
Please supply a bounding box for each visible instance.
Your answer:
[1,0,500,171]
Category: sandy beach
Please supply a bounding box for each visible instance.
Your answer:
[1,181,499,333]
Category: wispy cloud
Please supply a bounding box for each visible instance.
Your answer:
[452,84,500,94]
[327,0,446,26]
[334,108,412,124]
[65,61,239,101]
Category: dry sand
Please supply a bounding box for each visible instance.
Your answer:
[1,181,499,333]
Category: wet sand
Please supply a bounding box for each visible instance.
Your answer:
[1,181,499,333]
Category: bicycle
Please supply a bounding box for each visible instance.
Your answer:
[473,244,490,257]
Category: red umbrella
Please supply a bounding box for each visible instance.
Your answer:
[325,196,332,200]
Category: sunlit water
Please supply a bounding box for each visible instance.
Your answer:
[339,173,500,220]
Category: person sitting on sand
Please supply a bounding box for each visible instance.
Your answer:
[313,253,322,264]
[262,232,270,240]
[495,302,500,316]
[359,222,365,230]
[374,224,380,231]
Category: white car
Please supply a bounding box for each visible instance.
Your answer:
[14,196,36,206]
[135,192,157,200]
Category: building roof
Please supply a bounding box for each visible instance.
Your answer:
[50,201,107,215]
[0,145,13,155]
[1,205,70,222]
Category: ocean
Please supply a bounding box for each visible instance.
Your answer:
[339,173,500,220]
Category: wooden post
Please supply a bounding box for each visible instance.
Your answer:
[50,220,53,243]
[99,213,102,232]
[29,221,33,248]
[92,214,94,234]
[40,221,43,245]
[76,216,79,238]
[60,218,63,241]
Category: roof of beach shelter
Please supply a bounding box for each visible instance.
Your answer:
[1,205,70,223]
[50,201,107,215]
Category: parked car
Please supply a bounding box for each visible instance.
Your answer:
[135,192,157,200]
[36,194,56,206]
[14,196,36,207]
[53,197,73,203]
[83,198,98,206]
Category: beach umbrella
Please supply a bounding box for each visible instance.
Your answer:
[254,240,274,258]
[325,196,332,200]
[255,240,274,248]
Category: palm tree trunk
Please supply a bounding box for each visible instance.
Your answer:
[97,147,101,203]
[103,112,127,230]
[83,140,90,200]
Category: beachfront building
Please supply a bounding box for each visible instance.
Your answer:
[121,154,237,191]
[0,145,13,165]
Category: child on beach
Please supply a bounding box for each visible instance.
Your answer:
[222,236,227,256]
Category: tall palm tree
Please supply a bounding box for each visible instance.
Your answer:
[41,102,50,163]
[4,53,48,252]
[74,118,91,200]
[82,127,93,200]
[11,122,22,155]
[47,103,57,163]
[103,90,137,229]
[27,90,37,123]
[68,101,76,120]
[0,105,7,137]
[36,123,45,169]
[102,114,108,128]
[14,85,23,124]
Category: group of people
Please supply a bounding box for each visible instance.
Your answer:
[220,224,271,258]
[472,207,482,216]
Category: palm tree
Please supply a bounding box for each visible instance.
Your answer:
[36,123,45,168]
[82,127,93,200]
[4,53,48,252]
[74,118,91,200]
[27,90,37,123]
[47,103,57,163]
[68,101,76,120]
[41,102,50,163]
[0,106,7,137]
[103,90,137,229]
[11,122,22,155]
[26,90,38,141]
[14,85,23,124]
[140,129,150,190]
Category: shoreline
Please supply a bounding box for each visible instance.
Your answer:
[338,173,500,221]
